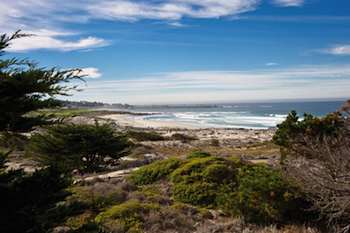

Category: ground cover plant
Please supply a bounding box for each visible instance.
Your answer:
[129,151,310,226]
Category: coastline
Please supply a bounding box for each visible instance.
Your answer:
[99,113,277,130]
[99,114,203,129]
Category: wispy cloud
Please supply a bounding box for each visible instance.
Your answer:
[272,0,304,7]
[78,68,102,79]
[323,44,350,56]
[86,0,260,21]
[1,0,262,52]
[70,64,350,104]
[7,34,108,52]
[265,62,279,66]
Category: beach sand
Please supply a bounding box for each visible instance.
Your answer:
[98,113,276,147]
[99,114,203,129]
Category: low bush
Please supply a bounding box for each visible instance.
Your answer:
[170,156,234,183]
[170,156,238,208]
[273,106,350,231]
[233,164,308,224]
[126,130,165,142]
[130,158,182,185]
[0,132,28,151]
[68,183,128,210]
[95,200,159,233]
[170,133,197,142]
[128,151,310,227]
[172,181,219,207]
[186,151,212,159]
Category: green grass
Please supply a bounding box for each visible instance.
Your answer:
[27,108,94,118]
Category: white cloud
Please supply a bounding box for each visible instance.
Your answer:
[7,33,108,52]
[79,68,102,79]
[1,0,261,52]
[1,1,107,52]
[325,44,350,56]
[272,0,304,7]
[168,21,188,27]
[265,62,279,66]
[86,0,260,21]
[70,64,350,104]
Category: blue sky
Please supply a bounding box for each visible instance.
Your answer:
[2,0,350,104]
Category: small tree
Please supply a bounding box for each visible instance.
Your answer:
[0,165,71,233]
[28,123,132,172]
[0,150,71,233]
[273,102,350,232]
[0,31,83,132]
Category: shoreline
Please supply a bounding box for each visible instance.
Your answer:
[99,113,276,130]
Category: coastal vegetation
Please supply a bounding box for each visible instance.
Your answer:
[273,104,350,232]
[27,123,132,172]
[1,31,349,233]
[0,31,82,133]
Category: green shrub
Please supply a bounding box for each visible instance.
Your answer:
[173,181,218,207]
[273,111,343,148]
[0,166,72,233]
[170,156,230,183]
[233,164,305,224]
[126,130,165,142]
[28,123,132,172]
[202,163,235,183]
[170,133,197,142]
[95,200,159,233]
[68,184,127,210]
[169,153,307,224]
[0,132,28,151]
[170,156,238,207]
[186,151,211,159]
[0,149,10,169]
[130,158,182,185]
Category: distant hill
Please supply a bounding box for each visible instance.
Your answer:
[60,100,133,109]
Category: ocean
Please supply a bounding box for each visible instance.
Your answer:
[123,100,345,129]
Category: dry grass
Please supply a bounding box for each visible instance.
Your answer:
[150,141,280,162]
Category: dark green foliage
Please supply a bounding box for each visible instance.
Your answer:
[0,131,28,150]
[273,105,350,230]
[0,149,10,169]
[95,199,159,233]
[0,166,71,233]
[171,156,238,207]
[126,130,165,141]
[170,133,197,142]
[132,152,308,225]
[172,181,219,207]
[233,164,306,224]
[186,151,211,159]
[170,156,235,183]
[130,158,182,185]
[0,31,83,132]
[273,111,343,148]
[28,123,132,172]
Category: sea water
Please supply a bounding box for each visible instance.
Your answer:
[126,100,345,129]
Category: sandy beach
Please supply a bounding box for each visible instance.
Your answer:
[99,114,204,129]
[96,113,276,148]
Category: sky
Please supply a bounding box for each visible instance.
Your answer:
[2,0,350,104]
